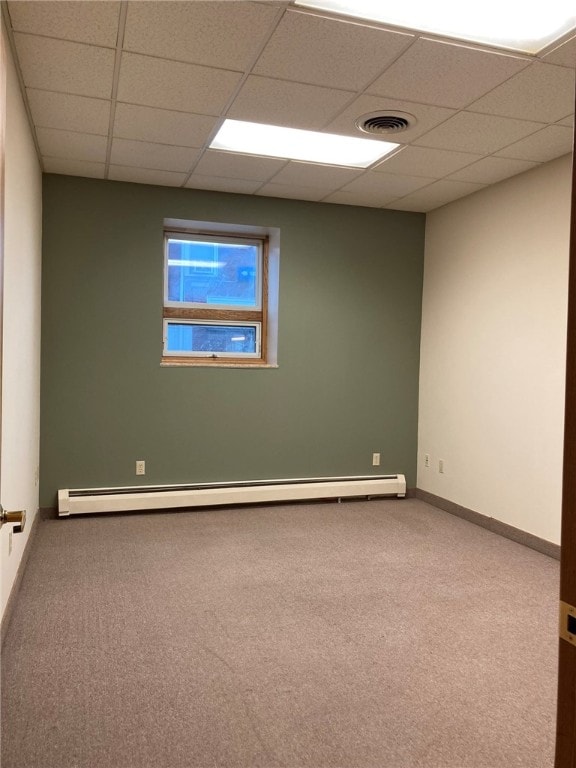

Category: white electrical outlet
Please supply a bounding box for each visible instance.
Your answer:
[439,459,445,474]
[424,453,430,468]
[136,460,146,476]
[8,530,13,556]
[372,452,380,466]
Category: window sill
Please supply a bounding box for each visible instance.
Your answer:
[161,358,278,369]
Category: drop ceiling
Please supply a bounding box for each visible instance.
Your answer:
[4,0,575,212]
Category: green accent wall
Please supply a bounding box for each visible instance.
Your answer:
[40,175,425,507]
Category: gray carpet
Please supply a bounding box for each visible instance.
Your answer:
[1,499,559,768]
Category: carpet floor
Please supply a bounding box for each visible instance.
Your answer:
[1,499,559,768]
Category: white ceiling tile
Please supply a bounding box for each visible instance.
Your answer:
[268,161,362,190]
[340,170,433,202]
[227,76,354,130]
[108,166,188,187]
[389,179,486,212]
[447,156,539,184]
[494,124,574,162]
[542,35,576,68]
[117,53,242,116]
[323,190,387,208]
[254,9,413,91]
[27,89,110,135]
[185,175,262,194]
[114,104,216,147]
[110,138,200,173]
[43,157,105,179]
[14,34,116,99]
[37,128,107,163]
[373,146,482,178]
[124,1,280,70]
[368,38,530,109]
[193,151,287,182]
[8,1,121,47]
[415,112,543,154]
[468,62,575,123]
[256,183,326,201]
[324,95,455,141]
[384,197,429,212]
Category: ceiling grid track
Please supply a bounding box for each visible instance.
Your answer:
[104,0,128,179]
[0,0,44,171]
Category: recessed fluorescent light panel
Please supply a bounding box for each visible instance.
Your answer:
[209,119,399,168]
[294,0,576,54]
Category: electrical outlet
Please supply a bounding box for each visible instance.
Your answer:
[136,460,146,476]
[439,459,445,474]
[424,453,430,468]
[8,530,13,556]
[372,452,380,466]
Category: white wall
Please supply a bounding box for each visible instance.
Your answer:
[0,30,42,618]
[418,155,572,545]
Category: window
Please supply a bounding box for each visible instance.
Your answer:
[162,220,278,366]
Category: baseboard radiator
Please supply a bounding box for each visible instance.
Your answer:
[58,474,406,517]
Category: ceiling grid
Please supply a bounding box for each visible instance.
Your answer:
[4,0,575,211]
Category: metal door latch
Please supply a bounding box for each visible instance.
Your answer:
[0,507,25,533]
[560,601,576,644]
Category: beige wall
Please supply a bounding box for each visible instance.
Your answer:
[0,30,42,617]
[418,154,572,544]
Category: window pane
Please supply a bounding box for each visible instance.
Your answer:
[166,322,258,355]
[167,238,259,307]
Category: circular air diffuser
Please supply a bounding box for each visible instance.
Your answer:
[355,111,416,136]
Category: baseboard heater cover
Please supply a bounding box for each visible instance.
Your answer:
[58,474,406,516]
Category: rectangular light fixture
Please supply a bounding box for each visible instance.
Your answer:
[209,119,399,168]
[294,0,576,54]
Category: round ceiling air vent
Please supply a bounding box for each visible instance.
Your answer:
[355,111,416,136]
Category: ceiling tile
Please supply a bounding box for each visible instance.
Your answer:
[14,33,116,99]
[124,1,280,70]
[340,170,433,202]
[268,161,362,190]
[324,95,455,141]
[388,179,486,212]
[323,190,389,208]
[113,104,216,147]
[494,124,574,162]
[368,38,530,109]
[110,138,200,173]
[414,112,543,154]
[542,35,576,68]
[227,76,354,130]
[27,89,110,135]
[117,53,242,115]
[185,175,262,194]
[43,157,106,179]
[108,166,188,186]
[7,1,121,47]
[193,151,286,182]
[253,9,413,91]
[467,62,576,123]
[447,156,539,184]
[37,128,108,163]
[256,183,326,201]
[373,146,481,178]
